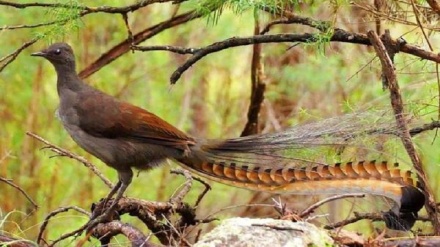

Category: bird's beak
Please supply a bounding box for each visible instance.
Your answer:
[31,51,46,57]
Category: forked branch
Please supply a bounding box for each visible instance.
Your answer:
[368,30,440,234]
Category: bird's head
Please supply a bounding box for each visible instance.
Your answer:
[32,42,76,72]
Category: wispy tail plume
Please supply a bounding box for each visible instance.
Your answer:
[178,111,424,230]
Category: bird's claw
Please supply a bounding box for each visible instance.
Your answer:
[85,212,111,233]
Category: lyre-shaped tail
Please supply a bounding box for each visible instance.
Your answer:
[176,112,425,230]
[178,157,425,230]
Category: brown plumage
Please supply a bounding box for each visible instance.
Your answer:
[32,42,424,230]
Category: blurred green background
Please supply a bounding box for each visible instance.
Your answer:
[1,0,440,245]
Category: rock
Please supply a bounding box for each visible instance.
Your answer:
[194,218,334,247]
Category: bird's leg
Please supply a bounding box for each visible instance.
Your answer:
[102,171,132,218]
[90,180,122,220]
[103,180,122,207]
[86,169,133,231]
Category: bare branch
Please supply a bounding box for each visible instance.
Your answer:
[0,38,39,73]
[241,15,266,136]
[0,177,38,209]
[0,0,173,13]
[0,0,87,9]
[261,8,331,33]
[49,224,88,247]
[368,30,440,234]
[131,45,199,55]
[300,194,365,218]
[26,132,114,189]
[0,234,36,247]
[37,206,89,245]
[78,10,203,79]
[93,197,202,245]
[410,120,440,136]
[170,169,211,206]
[325,212,431,230]
[121,13,134,47]
[0,0,177,32]
[0,21,62,30]
[168,168,193,205]
[169,29,440,84]
[92,221,156,247]
[325,212,385,229]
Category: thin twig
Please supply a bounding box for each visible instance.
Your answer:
[26,132,113,189]
[410,0,440,134]
[325,211,431,230]
[0,234,36,247]
[410,0,434,51]
[169,169,212,206]
[324,212,384,229]
[193,178,211,207]
[0,38,39,73]
[260,7,331,33]
[160,214,191,247]
[49,223,89,247]
[37,206,89,245]
[410,120,440,136]
[300,194,365,218]
[121,13,134,49]
[0,21,62,30]
[168,168,192,205]
[0,177,38,208]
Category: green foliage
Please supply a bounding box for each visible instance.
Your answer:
[191,0,299,24]
[35,0,84,42]
[303,30,334,55]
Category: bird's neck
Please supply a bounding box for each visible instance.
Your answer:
[54,64,85,95]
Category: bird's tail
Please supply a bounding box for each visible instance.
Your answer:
[179,154,424,230]
[177,112,425,230]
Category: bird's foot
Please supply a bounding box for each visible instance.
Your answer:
[85,201,119,234]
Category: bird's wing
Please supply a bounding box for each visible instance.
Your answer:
[74,91,195,150]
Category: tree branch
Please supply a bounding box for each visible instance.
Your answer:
[0,177,38,208]
[169,29,440,84]
[0,234,36,247]
[300,194,365,218]
[367,30,440,234]
[325,211,431,230]
[0,0,173,13]
[241,14,266,136]
[37,206,90,245]
[26,132,114,189]
[261,7,331,33]
[92,221,158,247]
[0,38,39,73]
[78,10,203,79]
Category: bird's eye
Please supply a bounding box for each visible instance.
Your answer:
[54,49,61,55]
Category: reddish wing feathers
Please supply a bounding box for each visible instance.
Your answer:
[75,90,195,151]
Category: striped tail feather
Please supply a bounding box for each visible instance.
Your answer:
[177,158,425,230]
